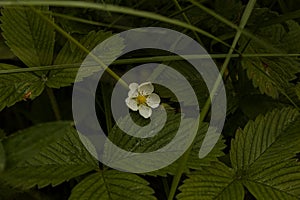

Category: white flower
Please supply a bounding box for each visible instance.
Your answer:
[125,82,161,118]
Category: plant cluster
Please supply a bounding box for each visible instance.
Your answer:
[0,0,300,199]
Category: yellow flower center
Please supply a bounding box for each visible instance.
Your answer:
[137,95,147,104]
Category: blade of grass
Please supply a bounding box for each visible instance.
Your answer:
[171,0,203,45]
[43,11,132,30]
[168,1,257,199]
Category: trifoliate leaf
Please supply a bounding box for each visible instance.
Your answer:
[240,20,300,98]
[69,170,156,200]
[0,6,55,68]
[0,121,98,189]
[0,64,45,111]
[46,30,124,88]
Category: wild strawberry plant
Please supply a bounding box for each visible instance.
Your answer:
[0,0,300,199]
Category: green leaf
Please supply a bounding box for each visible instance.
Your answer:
[178,108,300,199]
[240,20,300,98]
[243,160,300,200]
[69,170,156,200]
[0,6,55,68]
[177,161,245,200]
[230,107,300,199]
[0,121,98,189]
[46,30,125,88]
[230,107,299,170]
[0,64,45,111]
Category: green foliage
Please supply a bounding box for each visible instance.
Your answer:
[0,1,299,200]
[69,170,156,200]
[47,30,125,88]
[0,122,98,189]
[106,113,225,176]
[1,6,55,68]
[0,6,124,111]
[178,162,244,200]
[240,19,300,98]
[178,108,300,199]
[0,64,45,111]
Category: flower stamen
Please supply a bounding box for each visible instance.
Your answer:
[137,95,147,104]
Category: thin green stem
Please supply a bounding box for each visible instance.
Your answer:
[46,87,61,120]
[167,1,257,199]
[0,0,233,50]
[1,53,300,74]
[43,11,131,30]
